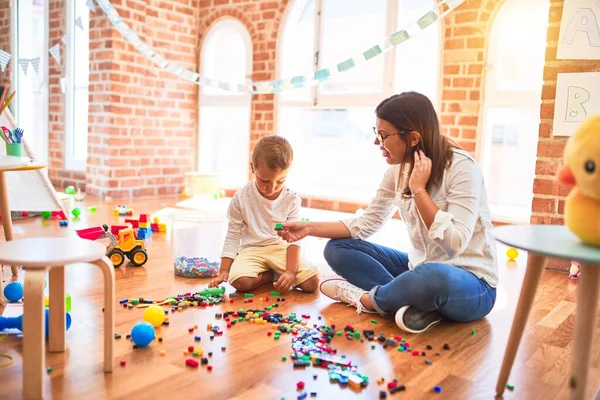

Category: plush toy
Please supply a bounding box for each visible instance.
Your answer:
[557,114,600,247]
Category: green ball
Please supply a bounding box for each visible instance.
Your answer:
[65,186,75,195]
[41,211,51,219]
[72,208,81,217]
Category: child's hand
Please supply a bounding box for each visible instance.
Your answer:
[209,272,229,288]
[274,271,295,291]
[277,222,311,242]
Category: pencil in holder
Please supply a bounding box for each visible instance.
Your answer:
[6,143,23,157]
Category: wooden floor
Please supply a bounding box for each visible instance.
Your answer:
[0,195,598,400]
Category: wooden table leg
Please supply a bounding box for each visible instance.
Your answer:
[496,253,548,396]
[94,257,115,372]
[23,269,46,400]
[0,170,18,276]
[48,266,66,352]
[569,263,600,400]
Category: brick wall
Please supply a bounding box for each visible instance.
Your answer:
[531,0,600,270]
[439,0,503,152]
[0,0,11,84]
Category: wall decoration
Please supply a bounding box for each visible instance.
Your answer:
[557,0,600,60]
[553,71,600,136]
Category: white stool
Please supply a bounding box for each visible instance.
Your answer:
[0,237,115,400]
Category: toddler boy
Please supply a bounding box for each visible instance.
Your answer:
[209,135,319,293]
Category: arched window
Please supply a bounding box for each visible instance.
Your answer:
[277,0,440,201]
[198,19,252,189]
[480,0,549,222]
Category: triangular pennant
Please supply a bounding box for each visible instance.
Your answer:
[0,50,11,72]
[86,0,97,12]
[30,57,40,74]
[49,44,61,65]
[75,17,84,31]
[18,59,30,76]
[61,33,71,45]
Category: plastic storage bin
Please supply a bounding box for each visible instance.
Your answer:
[171,210,227,278]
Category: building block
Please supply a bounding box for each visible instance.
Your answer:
[124,218,139,228]
[138,222,150,229]
[111,224,131,236]
[137,227,152,239]
[45,293,72,312]
[59,220,68,227]
[139,213,149,223]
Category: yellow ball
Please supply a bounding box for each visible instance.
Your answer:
[143,305,166,327]
[506,248,519,260]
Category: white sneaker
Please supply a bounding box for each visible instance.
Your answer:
[395,305,442,334]
[319,278,377,314]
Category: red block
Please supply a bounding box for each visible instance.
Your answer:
[125,218,139,228]
[186,359,199,368]
[139,213,149,223]
[151,223,159,232]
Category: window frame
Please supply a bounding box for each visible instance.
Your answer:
[10,0,50,165]
[275,0,443,201]
[197,17,253,187]
[64,0,90,172]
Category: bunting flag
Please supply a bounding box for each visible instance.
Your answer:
[30,57,40,75]
[61,33,71,45]
[0,50,11,72]
[75,16,84,31]
[86,0,97,12]
[49,44,61,65]
[18,59,30,76]
[94,0,465,94]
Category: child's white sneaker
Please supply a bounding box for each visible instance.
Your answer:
[319,278,377,314]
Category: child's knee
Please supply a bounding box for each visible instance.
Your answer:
[299,275,320,293]
[230,277,255,292]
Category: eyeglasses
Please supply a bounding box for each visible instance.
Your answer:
[372,127,410,143]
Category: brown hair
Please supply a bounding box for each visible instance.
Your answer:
[252,135,294,170]
[375,91,461,197]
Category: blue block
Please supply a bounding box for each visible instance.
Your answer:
[59,220,68,227]
[137,228,151,239]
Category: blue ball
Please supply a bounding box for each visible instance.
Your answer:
[131,321,155,347]
[4,282,23,302]
[44,309,72,338]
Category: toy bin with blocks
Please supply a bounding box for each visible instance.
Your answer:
[170,210,226,278]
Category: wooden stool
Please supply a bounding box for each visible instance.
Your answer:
[0,237,115,400]
[494,225,600,400]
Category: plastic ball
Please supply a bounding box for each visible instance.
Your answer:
[41,211,52,219]
[65,186,75,195]
[143,305,166,327]
[72,208,81,218]
[4,282,23,302]
[131,322,155,347]
[44,310,72,337]
[506,248,519,260]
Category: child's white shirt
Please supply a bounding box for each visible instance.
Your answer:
[221,181,303,259]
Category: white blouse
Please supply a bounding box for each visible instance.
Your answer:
[342,149,499,288]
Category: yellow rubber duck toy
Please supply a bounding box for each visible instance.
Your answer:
[557,114,600,247]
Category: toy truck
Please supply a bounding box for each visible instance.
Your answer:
[76,224,148,268]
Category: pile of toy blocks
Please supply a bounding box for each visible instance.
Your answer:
[137,214,152,239]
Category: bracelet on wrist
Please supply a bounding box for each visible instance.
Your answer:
[412,188,426,197]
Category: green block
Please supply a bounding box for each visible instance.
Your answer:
[66,294,72,312]
[337,331,342,336]
[471,329,476,335]
[87,206,97,213]
[237,318,243,322]
[353,331,360,339]
[401,339,406,343]
[274,223,283,231]
[371,344,376,350]
[239,308,244,312]
[271,291,280,296]
[281,356,287,361]
[507,384,514,390]
[131,299,139,305]
[47,367,53,373]
[370,319,377,324]
[244,293,254,298]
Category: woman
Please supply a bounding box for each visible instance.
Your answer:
[278,92,498,334]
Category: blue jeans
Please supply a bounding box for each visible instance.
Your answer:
[323,238,496,322]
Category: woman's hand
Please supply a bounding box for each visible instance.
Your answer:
[409,150,432,194]
[277,221,311,242]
